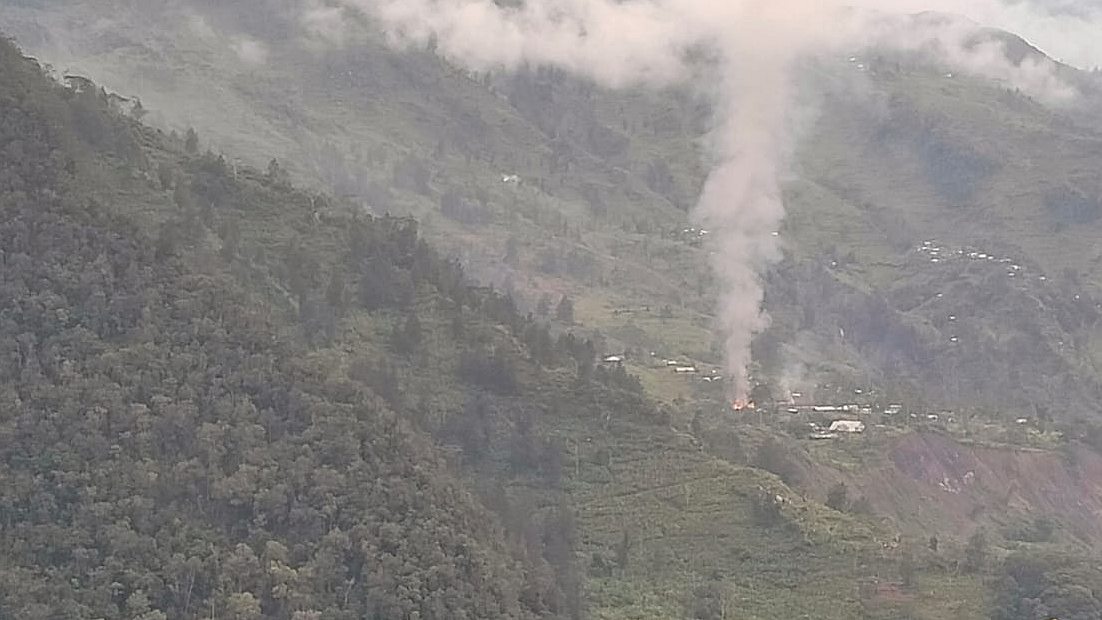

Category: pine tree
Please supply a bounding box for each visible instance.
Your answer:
[826,482,849,511]
[184,127,199,154]
[963,529,988,573]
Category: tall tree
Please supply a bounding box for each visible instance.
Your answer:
[963,529,988,573]
[185,127,199,154]
[825,482,849,512]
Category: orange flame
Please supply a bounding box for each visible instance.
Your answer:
[731,399,757,412]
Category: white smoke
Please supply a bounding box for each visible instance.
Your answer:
[330,0,1080,397]
[231,37,271,65]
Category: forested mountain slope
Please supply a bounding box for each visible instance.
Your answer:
[0,36,597,619]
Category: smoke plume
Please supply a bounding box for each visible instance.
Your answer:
[332,0,1079,397]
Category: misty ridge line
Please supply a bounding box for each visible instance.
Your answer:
[310,0,1081,398]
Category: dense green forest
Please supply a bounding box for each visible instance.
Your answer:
[0,34,660,619]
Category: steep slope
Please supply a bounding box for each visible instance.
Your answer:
[875,433,1102,542]
[0,37,566,619]
[795,429,1102,544]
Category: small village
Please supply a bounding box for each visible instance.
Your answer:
[598,351,1047,444]
[599,353,935,439]
[727,386,1044,443]
[738,392,948,440]
[913,239,1037,282]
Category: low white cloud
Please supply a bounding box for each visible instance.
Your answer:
[301,0,357,47]
[879,0,1102,69]
[231,37,270,65]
